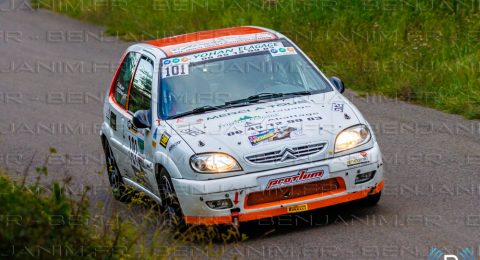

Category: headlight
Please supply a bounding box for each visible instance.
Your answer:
[190,153,242,173]
[335,125,371,153]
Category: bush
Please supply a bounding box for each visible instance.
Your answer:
[0,171,136,259]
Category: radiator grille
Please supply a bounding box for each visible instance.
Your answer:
[246,142,327,164]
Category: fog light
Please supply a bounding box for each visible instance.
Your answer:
[355,171,375,184]
[205,199,233,209]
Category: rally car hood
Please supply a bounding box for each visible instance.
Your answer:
[167,92,363,172]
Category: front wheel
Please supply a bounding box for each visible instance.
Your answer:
[157,168,186,230]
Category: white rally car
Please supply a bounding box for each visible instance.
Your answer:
[101,26,384,226]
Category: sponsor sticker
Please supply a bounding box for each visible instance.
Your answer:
[206,100,309,121]
[332,103,344,112]
[287,204,309,213]
[137,137,145,154]
[258,166,330,190]
[160,132,170,148]
[180,127,205,136]
[248,129,276,145]
[174,117,204,127]
[346,151,369,166]
[165,32,277,55]
[168,140,181,152]
[248,126,298,146]
[127,121,138,134]
[270,46,297,57]
[161,62,189,79]
[153,127,158,140]
[109,111,116,131]
[190,41,281,61]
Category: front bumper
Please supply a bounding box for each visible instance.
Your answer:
[172,143,384,225]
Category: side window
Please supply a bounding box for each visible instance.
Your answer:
[114,52,140,108]
[128,56,154,113]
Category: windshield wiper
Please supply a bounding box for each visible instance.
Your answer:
[168,105,221,119]
[225,93,285,105]
[284,90,315,97]
[225,91,315,105]
[167,103,251,119]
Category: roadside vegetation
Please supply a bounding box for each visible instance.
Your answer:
[33,0,480,119]
[0,170,143,259]
[0,149,242,259]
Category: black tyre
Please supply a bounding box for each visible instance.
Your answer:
[361,191,381,207]
[104,140,130,202]
[157,168,186,230]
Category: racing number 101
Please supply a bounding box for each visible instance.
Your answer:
[164,64,187,77]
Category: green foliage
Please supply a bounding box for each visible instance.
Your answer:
[33,0,480,119]
[0,173,129,259]
[0,144,247,259]
[0,168,244,259]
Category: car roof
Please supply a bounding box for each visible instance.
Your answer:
[145,26,280,57]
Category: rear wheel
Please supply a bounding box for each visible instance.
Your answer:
[104,140,130,202]
[157,168,186,230]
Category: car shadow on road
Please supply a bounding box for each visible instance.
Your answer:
[238,200,380,241]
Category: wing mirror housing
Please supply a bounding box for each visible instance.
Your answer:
[132,110,152,129]
[329,76,345,93]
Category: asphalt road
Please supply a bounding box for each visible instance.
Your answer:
[1,2,480,259]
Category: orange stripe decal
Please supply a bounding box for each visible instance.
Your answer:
[146,27,269,48]
[184,215,232,225]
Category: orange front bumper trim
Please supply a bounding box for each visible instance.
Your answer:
[184,180,384,225]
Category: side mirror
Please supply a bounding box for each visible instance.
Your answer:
[132,110,151,129]
[329,76,345,93]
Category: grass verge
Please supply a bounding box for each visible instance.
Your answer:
[32,0,480,119]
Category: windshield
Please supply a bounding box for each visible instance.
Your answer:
[159,40,332,119]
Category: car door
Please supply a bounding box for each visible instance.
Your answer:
[108,51,140,175]
[123,54,156,192]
